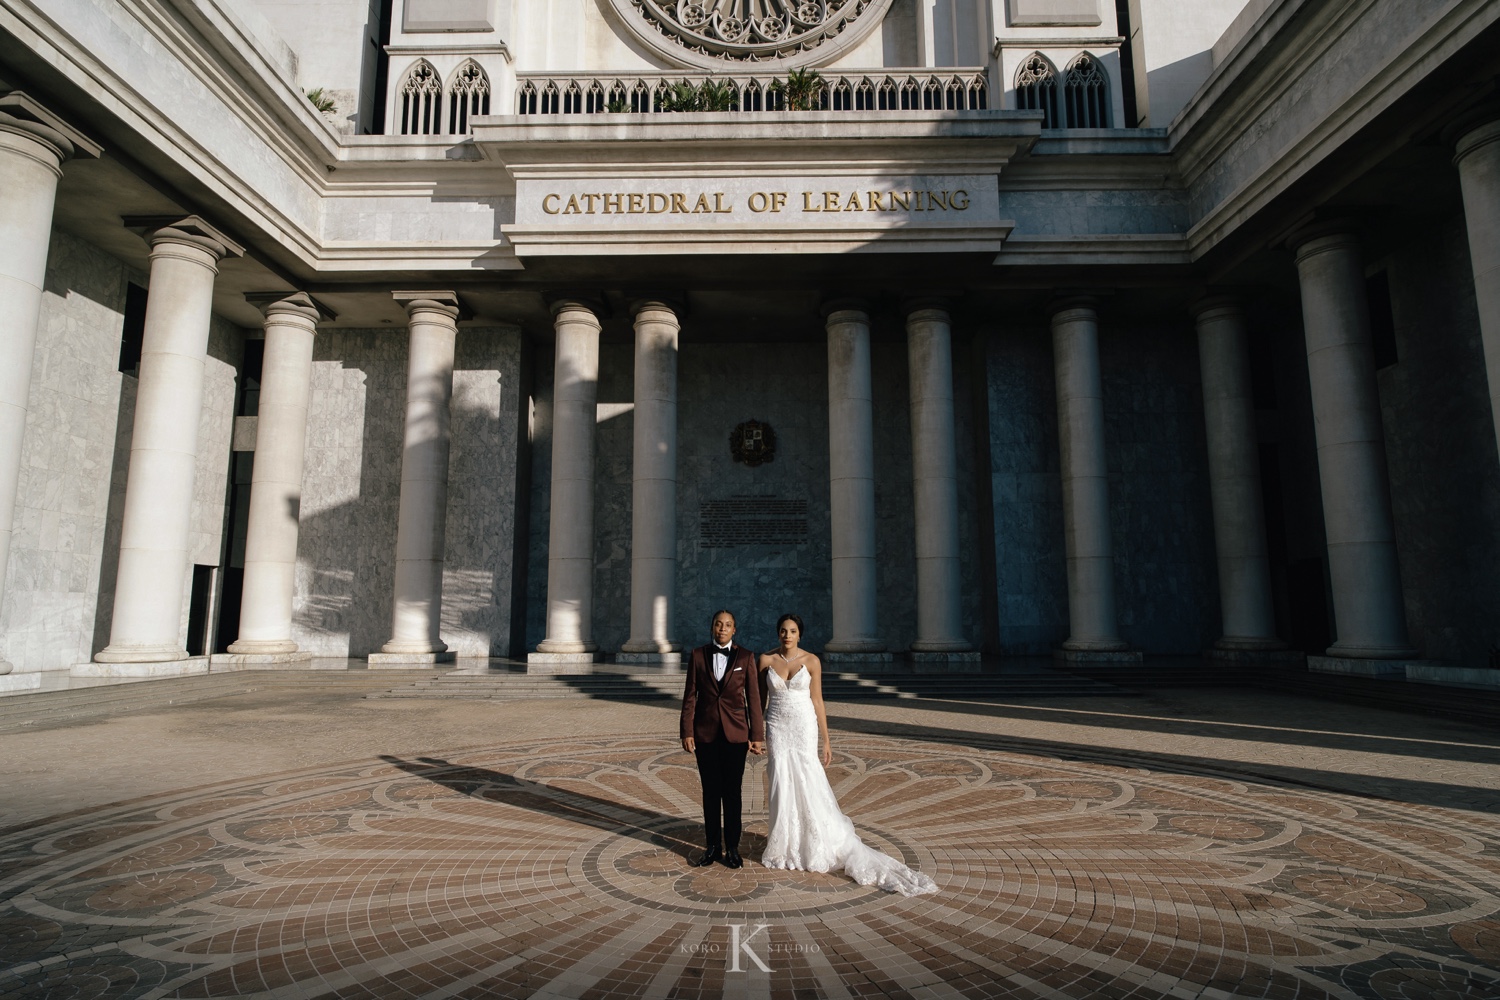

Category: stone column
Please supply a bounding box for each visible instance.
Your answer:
[905,304,970,654]
[620,300,681,665]
[1191,298,1284,653]
[1050,297,1130,655]
[0,101,86,676]
[93,217,242,668]
[531,299,601,670]
[222,292,325,662]
[1454,118,1500,465]
[823,303,884,656]
[1291,228,1415,658]
[374,292,462,664]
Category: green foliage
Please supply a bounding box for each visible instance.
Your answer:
[305,88,337,114]
[658,78,737,113]
[606,96,629,114]
[774,68,825,111]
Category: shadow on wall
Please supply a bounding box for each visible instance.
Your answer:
[289,328,524,658]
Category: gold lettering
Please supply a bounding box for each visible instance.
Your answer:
[583,193,600,214]
[843,191,864,212]
[692,193,713,214]
[823,191,841,212]
[628,193,645,214]
[802,191,821,212]
[950,189,970,210]
[913,191,925,211]
[714,192,731,213]
[890,191,911,211]
[603,193,622,214]
[771,192,787,212]
[562,195,581,215]
[929,191,949,210]
[542,193,561,215]
[671,193,688,213]
[867,191,886,212]
[648,192,669,214]
[748,191,769,213]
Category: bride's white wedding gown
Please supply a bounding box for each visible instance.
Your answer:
[761,665,939,896]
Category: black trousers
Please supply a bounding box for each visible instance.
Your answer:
[694,737,749,850]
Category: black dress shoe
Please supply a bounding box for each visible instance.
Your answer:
[693,846,722,867]
[723,848,743,869]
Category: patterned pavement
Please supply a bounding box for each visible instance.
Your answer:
[3,724,1500,999]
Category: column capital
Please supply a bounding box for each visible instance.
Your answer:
[629,296,685,319]
[1453,117,1500,165]
[902,296,955,319]
[1283,219,1361,260]
[1047,294,1104,319]
[0,92,101,163]
[820,297,871,320]
[1188,295,1246,322]
[545,293,609,318]
[246,290,335,326]
[392,290,468,322]
[124,215,245,261]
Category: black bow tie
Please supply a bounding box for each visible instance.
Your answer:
[713,645,731,655]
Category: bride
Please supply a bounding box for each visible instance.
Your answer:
[757,613,939,896]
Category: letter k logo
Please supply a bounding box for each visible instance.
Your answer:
[728,922,772,972]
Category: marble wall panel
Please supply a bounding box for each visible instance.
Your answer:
[1379,214,1500,667]
[982,321,1218,654]
[293,326,523,657]
[527,330,984,658]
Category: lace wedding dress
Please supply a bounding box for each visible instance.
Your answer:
[761,665,939,896]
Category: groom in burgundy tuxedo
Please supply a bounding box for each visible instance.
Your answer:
[680,609,765,868]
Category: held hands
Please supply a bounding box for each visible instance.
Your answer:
[749,741,766,755]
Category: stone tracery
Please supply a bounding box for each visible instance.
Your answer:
[620,0,891,67]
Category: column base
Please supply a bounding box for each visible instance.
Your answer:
[1308,655,1434,679]
[909,650,983,664]
[615,652,683,668]
[1203,646,1307,665]
[92,644,190,663]
[527,651,598,675]
[823,651,896,664]
[367,651,456,667]
[72,657,210,678]
[824,639,887,654]
[0,658,12,676]
[1053,647,1143,665]
[226,639,300,655]
[1325,641,1420,659]
[1405,662,1500,690]
[1213,636,1288,652]
[910,641,972,653]
[210,651,316,671]
[0,672,42,692]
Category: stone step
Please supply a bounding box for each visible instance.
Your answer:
[369,669,1127,702]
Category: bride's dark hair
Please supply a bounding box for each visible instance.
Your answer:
[776,613,805,635]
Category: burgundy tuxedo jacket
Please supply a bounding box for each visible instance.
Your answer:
[680,642,766,745]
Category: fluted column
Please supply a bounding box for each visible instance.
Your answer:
[824,303,883,655]
[0,103,84,675]
[1291,228,1415,658]
[377,292,461,662]
[95,218,242,664]
[1050,298,1128,652]
[224,292,325,660]
[905,305,969,652]
[533,300,601,662]
[1454,118,1500,465]
[621,300,681,663]
[1192,298,1284,652]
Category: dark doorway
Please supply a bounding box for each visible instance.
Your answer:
[187,565,213,657]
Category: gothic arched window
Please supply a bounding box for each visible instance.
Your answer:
[1064,53,1110,128]
[399,60,443,135]
[448,60,490,133]
[1015,54,1060,129]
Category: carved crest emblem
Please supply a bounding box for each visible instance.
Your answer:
[730,419,776,467]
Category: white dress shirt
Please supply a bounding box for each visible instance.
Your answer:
[712,644,731,682]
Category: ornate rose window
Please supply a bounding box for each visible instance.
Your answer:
[611,0,894,69]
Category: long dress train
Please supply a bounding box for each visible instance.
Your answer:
[761,665,939,896]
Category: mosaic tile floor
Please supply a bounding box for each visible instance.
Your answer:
[2,731,1499,998]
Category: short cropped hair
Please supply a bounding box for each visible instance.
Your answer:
[711,609,737,626]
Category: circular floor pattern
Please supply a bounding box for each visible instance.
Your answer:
[2,733,1500,998]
